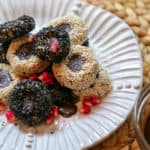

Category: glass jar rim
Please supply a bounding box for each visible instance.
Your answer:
[133,83,150,149]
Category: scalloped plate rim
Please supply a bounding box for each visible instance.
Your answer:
[0,0,143,149]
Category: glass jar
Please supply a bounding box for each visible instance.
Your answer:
[133,83,150,150]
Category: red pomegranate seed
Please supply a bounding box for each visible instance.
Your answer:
[38,72,54,85]
[5,111,16,122]
[44,79,53,84]
[82,98,92,107]
[46,113,55,124]
[0,102,5,112]
[52,106,59,117]
[50,41,58,53]
[39,72,49,80]
[80,105,91,114]
[29,74,38,80]
[91,97,101,106]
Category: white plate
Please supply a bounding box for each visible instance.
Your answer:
[0,0,143,149]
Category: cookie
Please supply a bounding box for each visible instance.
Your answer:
[49,82,78,117]
[33,26,70,63]
[73,67,112,99]
[52,45,99,90]
[0,63,19,103]
[9,80,53,126]
[0,15,35,44]
[48,14,88,45]
[7,35,49,77]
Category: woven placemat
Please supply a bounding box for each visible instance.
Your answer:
[80,0,150,149]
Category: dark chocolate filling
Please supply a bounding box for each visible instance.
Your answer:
[22,93,35,115]
[16,43,33,60]
[0,69,12,88]
[67,55,85,72]
[59,102,77,117]
[58,24,72,33]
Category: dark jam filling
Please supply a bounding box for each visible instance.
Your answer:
[16,43,33,60]
[22,93,35,115]
[58,24,72,33]
[59,101,77,117]
[67,55,85,72]
[0,69,12,88]
[144,116,150,144]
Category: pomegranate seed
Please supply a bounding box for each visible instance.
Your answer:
[82,98,92,107]
[5,111,16,122]
[46,113,55,124]
[39,72,54,85]
[44,79,53,84]
[52,106,59,117]
[29,74,38,80]
[80,105,91,114]
[50,41,58,53]
[39,72,49,80]
[0,102,5,112]
[91,97,101,106]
